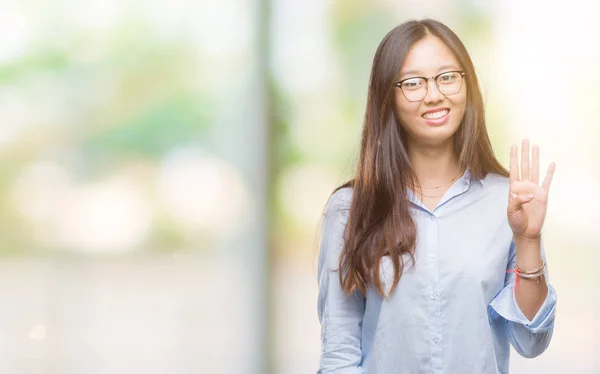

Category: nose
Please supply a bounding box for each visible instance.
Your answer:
[423,78,443,104]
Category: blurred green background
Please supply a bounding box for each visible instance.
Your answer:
[0,0,598,373]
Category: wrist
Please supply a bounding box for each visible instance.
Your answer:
[514,235,543,271]
[513,234,541,249]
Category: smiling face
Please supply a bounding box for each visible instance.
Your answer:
[393,34,467,148]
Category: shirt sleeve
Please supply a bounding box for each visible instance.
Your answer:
[317,189,365,373]
[488,237,557,358]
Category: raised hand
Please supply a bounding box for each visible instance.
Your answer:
[507,139,556,240]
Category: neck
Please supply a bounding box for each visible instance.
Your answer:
[407,139,462,186]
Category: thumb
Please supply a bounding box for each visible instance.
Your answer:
[508,193,534,213]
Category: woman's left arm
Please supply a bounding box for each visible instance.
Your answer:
[513,235,549,320]
[490,139,558,358]
[489,236,557,358]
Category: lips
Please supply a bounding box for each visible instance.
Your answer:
[421,108,450,120]
[421,108,451,126]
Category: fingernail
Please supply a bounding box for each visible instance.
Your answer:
[510,193,517,199]
[525,194,534,199]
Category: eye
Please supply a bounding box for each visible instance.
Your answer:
[401,78,424,90]
[438,72,458,83]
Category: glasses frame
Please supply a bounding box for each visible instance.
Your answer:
[394,70,467,102]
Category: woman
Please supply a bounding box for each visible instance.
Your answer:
[317,19,556,373]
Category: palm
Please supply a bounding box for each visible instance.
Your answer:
[507,140,555,239]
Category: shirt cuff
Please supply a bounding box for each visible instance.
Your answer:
[488,284,557,333]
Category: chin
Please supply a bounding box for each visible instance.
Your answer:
[400,116,461,146]
[415,128,458,147]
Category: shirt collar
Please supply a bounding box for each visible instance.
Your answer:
[406,167,484,209]
[464,167,485,187]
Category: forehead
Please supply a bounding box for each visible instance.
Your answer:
[400,34,459,76]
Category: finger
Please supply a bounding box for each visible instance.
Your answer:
[509,181,538,195]
[510,144,519,184]
[531,145,540,184]
[521,139,530,181]
[541,162,556,193]
[508,192,535,213]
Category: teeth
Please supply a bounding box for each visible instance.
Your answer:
[422,109,449,119]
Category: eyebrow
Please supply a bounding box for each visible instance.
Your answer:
[399,64,461,79]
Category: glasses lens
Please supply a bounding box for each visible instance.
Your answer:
[401,78,427,101]
[436,72,463,95]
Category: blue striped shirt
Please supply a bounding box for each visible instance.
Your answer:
[317,169,556,373]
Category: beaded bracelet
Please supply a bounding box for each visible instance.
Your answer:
[514,262,546,284]
[516,261,545,274]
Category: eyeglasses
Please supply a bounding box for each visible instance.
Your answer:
[394,71,466,102]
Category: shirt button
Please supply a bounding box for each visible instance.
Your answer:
[429,215,436,221]
[430,293,439,300]
[433,337,440,344]
[428,253,435,260]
